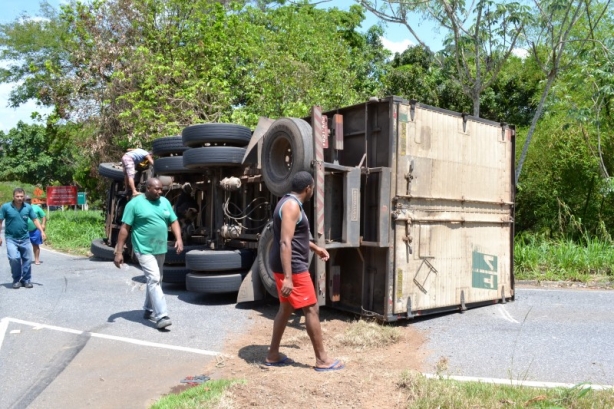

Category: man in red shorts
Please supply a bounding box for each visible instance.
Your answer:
[264,171,344,371]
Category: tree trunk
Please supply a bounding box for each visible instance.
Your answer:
[515,74,556,184]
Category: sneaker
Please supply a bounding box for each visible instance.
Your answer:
[12,282,21,289]
[143,310,153,320]
[23,282,33,289]
[156,316,172,329]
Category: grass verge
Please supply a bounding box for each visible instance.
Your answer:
[150,379,241,409]
[397,371,614,408]
[515,234,614,283]
[45,209,104,256]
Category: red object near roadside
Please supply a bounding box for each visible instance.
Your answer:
[46,186,77,206]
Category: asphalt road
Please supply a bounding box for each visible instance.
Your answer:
[0,245,253,409]
[413,286,614,386]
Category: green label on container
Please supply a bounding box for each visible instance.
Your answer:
[472,251,498,290]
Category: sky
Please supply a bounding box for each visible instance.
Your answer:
[0,0,443,133]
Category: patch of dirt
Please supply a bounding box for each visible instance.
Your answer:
[204,303,430,409]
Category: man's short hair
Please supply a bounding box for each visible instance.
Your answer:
[291,171,314,193]
[13,187,25,195]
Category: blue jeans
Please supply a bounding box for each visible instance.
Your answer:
[6,237,33,284]
[136,253,168,320]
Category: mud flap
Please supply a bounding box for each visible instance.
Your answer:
[237,259,265,303]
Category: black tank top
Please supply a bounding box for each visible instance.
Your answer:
[270,194,310,273]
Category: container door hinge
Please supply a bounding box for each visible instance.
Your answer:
[405,158,414,195]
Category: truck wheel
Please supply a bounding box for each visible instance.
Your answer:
[183,146,246,168]
[257,222,278,298]
[164,244,202,265]
[98,163,124,181]
[185,249,254,272]
[261,118,313,197]
[182,124,251,147]
[90,238,115,260]
[153,156,192,175]
[185,272,246,293]
[162,265,190,284]
[257,221,314,298]
[152,136,188,156]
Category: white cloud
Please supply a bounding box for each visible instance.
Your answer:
[381,37,414,55]
[512,48,529,59]
[19,16,50,23]
[0,82,50,133]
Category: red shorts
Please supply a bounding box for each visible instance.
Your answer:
[274,271,317,309]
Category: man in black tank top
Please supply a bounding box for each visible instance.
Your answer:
[264,171,344,372]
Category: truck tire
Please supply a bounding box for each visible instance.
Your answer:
[164,244,202,265]
[152,136,188,156]
[91,238,115,260]
[162,265,190,284]
[182,124,251,147]
[261,118,313,197]
[183,146,246,168]
[98,163,124,181]
[185,249,254,272]
[257,222,278,298]
[153,156,192,175]
[185,272,246,293]
[257,221,314,298]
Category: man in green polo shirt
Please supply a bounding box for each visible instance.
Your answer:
[0,188,47,289]
[114,178,183,330]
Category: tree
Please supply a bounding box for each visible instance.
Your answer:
[382,45,472,112]
[358,0,532,117]
[0,122,75,185]
[0,0,389,159]
[515,0,612,183]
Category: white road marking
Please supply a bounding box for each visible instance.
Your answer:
[0,317,8,351]
[40,246,86,258]
[497,305,519,323]
[423,373,613,390]
[1,317,222,357]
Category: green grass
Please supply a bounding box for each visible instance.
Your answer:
[398,372,614,409]
[0,181,39,204]
[45,209,105,256]
[515,233,614,283]
[150,379,241,409]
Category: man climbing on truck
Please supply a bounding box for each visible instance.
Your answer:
[121,148,154,197]
[265,171,344,371]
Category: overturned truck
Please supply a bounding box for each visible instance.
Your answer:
[94,96,515,322]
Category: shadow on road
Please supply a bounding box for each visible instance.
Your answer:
[107,309,157,329]
[236,344,311,369]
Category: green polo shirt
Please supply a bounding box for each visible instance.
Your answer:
[27,204,46,232]
[121,194,177,255]
[0,202,38,240]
